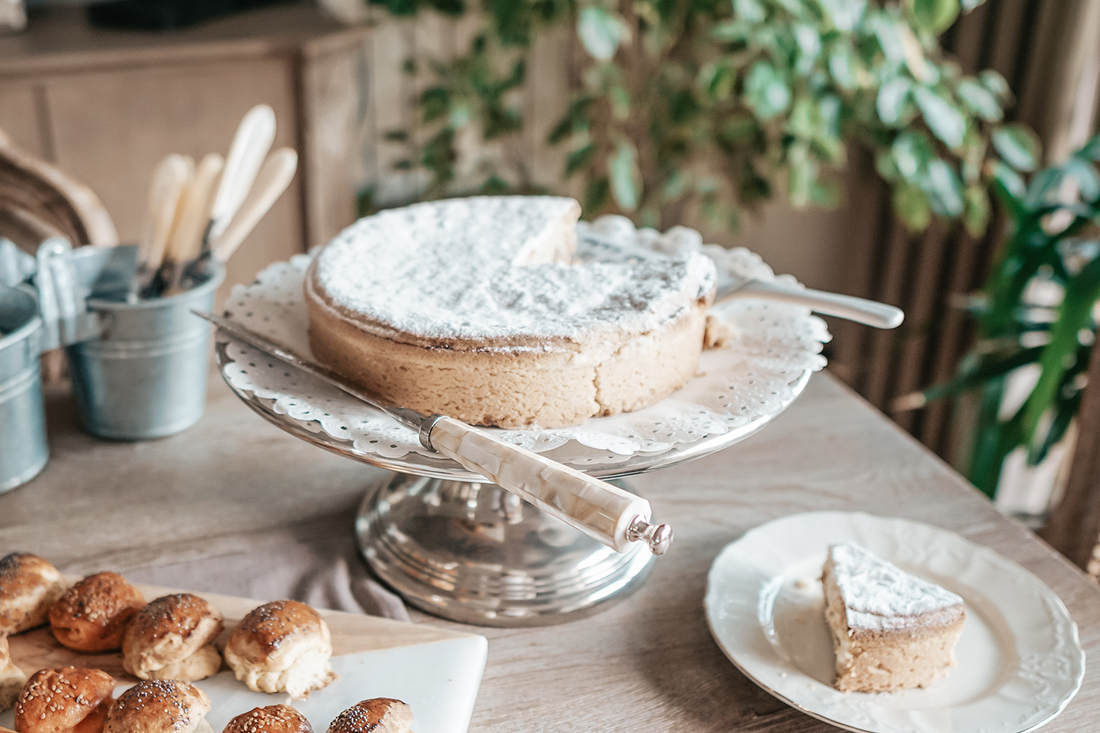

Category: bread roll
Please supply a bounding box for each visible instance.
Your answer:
[223,705,314,733]
[50,572,146,652]
[326,700,412,733]
[0,637,27,713]
[224,600,336,700]
[122,594,223,682]
[0,553,67,635]
[14,667,115,733]
[104,680,211,733]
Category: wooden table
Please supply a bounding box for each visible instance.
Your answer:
[1,371,1098,732]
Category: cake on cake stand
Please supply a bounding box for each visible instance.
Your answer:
[212,220,831,626]
[216,340,814,626]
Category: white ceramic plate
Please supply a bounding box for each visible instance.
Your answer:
[704,511,1085,733]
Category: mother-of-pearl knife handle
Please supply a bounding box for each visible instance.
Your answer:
[426,416,673,555]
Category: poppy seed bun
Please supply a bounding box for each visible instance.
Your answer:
[50,572,146,652]
[0,553,67,635]
[14,667,115,733]
[105,680,211,733]
[122,594,223,682]
[224,600,336,700]
[223,705,314,733]
[326,699,412,733]
[0,637,27,713]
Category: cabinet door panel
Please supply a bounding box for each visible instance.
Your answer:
[43,58,304,299]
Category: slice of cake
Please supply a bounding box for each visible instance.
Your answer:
[821,542,965,693]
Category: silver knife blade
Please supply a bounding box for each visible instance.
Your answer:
[193,311,429,434]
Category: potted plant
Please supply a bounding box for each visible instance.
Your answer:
[898,135,1100,499]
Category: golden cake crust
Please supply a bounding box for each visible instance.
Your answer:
[303,196,717,429]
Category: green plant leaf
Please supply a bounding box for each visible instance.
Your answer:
[916,345,1043,404]
[788,96,820,139]
[1064,157,1100,201]
[815,0,867,31]
[893,182,932,231]
[955,78,1002,121]
[913,87,966,149]
[578,7,622,61]
[420,87,450,123]
[582,176,610,215]
[828,44,863,91]
[1023,167,1063,209]
[733,0,768,23]
[990,160,1026,201]
[905,0,960,33]
[698,61,735,101]
[744,61,792,119]
[1023,255,1100,460]
[811,175,843,207]
[963,184,990,236]
[924,158,964,216]
[876,150,900,180]
[871,17,907,64]
[565,143,596,177]
[794,25,821,75]
[992,124,1041,171]
[608,140,641,210]
[892,131,933,180]
[788,142,817,207]
[877,78,912,126]
[979,69,1012,102]
[1077,135,1100,162]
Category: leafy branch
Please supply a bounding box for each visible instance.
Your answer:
[367,0,1033,236]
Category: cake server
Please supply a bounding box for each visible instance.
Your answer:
[195,311,674,557]
[580,233,903,329]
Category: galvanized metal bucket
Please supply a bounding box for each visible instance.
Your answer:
[66,264,225,440]
[0,285,47,492]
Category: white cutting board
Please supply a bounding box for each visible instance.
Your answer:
[3,583,487,733]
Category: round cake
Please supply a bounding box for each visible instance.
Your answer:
[305,196,717,429]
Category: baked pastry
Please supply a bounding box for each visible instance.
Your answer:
[0,553,67,635]
[104,680,211,733]
[224,705,314,733]
[822,542,966,692]
[0,637,27,713]
[50,572,146,652]
[305,196,717,429]
[14,667,115,733]
[122,593,224,682]
[224,600,336,700]
[327,699,412,733]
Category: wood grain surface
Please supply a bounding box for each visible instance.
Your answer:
[1,371,1098,732]
[7,581,469,682]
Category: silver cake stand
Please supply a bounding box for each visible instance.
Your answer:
[216,342,812,627]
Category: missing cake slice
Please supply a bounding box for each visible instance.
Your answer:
[822,542,965,693]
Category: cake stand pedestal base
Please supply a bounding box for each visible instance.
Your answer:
[355,472,654,627]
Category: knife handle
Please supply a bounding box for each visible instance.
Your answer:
[425,416,673,555]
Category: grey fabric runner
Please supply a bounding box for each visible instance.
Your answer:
[124,532,410,622]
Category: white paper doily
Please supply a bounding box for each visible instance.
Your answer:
[219,217,829,463]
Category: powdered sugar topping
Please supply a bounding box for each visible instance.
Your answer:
[311,196,716,346]
[829,542,964,630]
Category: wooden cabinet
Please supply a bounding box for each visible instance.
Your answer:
[0,3,372,299]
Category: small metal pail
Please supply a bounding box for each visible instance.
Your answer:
[0,285,47,492]
[66,264,225,440]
